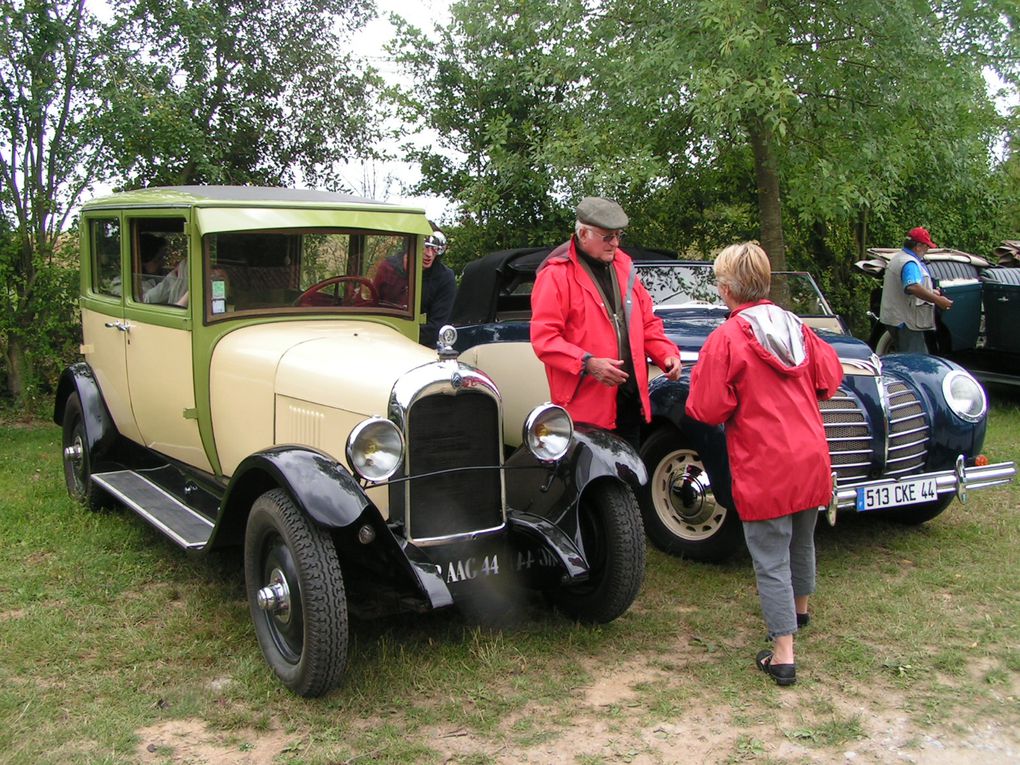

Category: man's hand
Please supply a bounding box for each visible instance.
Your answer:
[587,357,628,386]
[662,355,682,381]
[934,291,953,311]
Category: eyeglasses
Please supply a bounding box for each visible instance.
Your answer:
[585,227,624,243]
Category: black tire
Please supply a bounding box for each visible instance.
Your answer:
[873,493,955,525]
[551,481,645,624]
[61,392,108,511]
[638,428,743,562]
[244,489,348,697]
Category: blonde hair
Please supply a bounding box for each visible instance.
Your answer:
[713,241,771,303]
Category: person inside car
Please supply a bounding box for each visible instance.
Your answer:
[136,233,168,298]
[418,230,457,348]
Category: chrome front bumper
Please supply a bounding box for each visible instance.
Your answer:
[829,455,1016,515]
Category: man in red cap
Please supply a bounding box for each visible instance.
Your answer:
[878,226,953,353]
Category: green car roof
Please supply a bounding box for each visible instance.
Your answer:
[81,186,433,236]
[81,185,427,214]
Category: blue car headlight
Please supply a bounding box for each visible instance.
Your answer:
[942,370,986,423]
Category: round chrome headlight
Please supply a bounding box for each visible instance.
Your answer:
[942,369,986,423]
[523,404,573,462]
[346,417,404,481]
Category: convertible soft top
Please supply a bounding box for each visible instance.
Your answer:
[451,244,676,324]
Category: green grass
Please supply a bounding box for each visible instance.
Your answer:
[1,394,1018,763]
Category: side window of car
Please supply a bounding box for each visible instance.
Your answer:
[130,220,189,307]
[91,218,122,297]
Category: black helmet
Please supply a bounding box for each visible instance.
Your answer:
[424,231,447,255]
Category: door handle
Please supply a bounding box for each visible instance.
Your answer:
[104,321,131,332]
[997,296,1009,303]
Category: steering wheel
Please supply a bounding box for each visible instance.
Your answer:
[295,276,378,307]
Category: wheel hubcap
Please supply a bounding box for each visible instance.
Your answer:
[668,464,715,525]
[651,449,725,541]
[256,568,292,624]
[64,432,86,490]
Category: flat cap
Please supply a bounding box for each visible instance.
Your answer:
[576,197,629,230]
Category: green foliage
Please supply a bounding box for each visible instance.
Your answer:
[0,227,81,409]
[104,0,383,189]
[402,0,1017,282]
[390,0,587,247]
[0,0,112,406]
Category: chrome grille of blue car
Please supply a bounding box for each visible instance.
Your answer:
[819,391,872,482]
[819,378,930,483]
[882,378,930,476]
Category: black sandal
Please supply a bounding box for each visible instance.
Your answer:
[756,650,796,686]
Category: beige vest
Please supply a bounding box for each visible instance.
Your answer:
[879,251,935,331]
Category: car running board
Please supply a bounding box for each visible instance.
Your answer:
[91,470,214,550]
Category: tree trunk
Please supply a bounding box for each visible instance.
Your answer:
[4,334,27,403]
[855,206,869,260]
[748,117,786,270]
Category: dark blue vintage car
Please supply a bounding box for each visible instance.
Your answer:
[452,247,1016,562]
[857,243,1020,387]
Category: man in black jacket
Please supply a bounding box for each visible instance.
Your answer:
[419,229,457,348]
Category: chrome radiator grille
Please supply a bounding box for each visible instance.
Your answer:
[883,378,930,476]
[405,390,503,541]
[819,391,871,482]
[818,378,930,484]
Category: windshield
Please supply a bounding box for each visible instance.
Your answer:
[203,228,415,321]
[638,263,833,316]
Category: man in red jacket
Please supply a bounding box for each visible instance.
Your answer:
[686,241,843,686]
[530,197,681,450]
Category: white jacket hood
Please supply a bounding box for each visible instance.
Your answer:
[738,303,806,369]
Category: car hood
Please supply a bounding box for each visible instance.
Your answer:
[657,309,875,365]
[213,320,436,417]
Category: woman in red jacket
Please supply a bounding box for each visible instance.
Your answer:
[686,242,843,686]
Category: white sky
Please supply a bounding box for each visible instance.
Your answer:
[343,0,453,222]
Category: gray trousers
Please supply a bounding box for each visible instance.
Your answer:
[892,325,929,354]
[742,508,818,640]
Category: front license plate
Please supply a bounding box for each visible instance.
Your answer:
[856,477,939,512]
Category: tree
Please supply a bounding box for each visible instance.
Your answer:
[0,0,114,404]
[390,0,590,259]
[0,0,389,408]
[399,0,1016,277]
[587,0,1018,269]
[105,0,384,189]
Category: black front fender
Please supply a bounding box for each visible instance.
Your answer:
[217,446,452,612]
[53,363,118,459]
[503,423,646,528]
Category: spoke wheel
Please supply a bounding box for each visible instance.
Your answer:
[244,489,348,697]
[551,481,645,624]
[638,428,742,562]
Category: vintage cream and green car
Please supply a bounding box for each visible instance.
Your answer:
[54,187,648,697]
